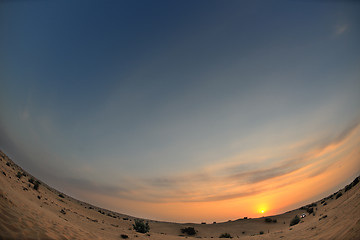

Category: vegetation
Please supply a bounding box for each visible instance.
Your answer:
[58,193,65,198]
[264,217,277,223]
[181,227,196,236]
[16,171,22,179]
[28,178,34,184]
[219,233,232,238]
[133,219,150,233]
[289,215,300,226]
[259,231,264,235]
[336,192,343,199]
[120,234,129,239]
[33,181,40,190]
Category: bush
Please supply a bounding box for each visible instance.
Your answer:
[264,217,272,223]
[289,215,300,226]
[259,231,264,235]
[306,207,314,214]
[219,233,232,238]
[181,227,196,236]
[352,177,359,187]
[272,219,277,223]
[33,181,39,190]
[133,219,150,233]
[28,178,34,184]
[120,234,128,239]
[336,192,343,199]
[58,194,65,198]
[16,171,22,179]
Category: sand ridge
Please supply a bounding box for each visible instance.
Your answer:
[0,150,359,240]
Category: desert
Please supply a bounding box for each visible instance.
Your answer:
[1,150,359,240]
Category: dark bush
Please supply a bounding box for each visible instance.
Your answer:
[181,227,196,236]
[60,209,66,214]
[289,215,300,226]
[133,219,150,233]
[259,231,264,235]
[264,217,272,223]
[28,178,34,184]
[336,192,342,199]
[352,177,359,187]
[306,207,314,214]
[16,171,22,179]
[120,234,129,239]
[6,162,10,166]
[201,222,206,224]
[272,219,277,223]
[58,193,65,198]
[33,181,39,190]
[219,233,232,238]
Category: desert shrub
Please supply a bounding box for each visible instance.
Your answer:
[133,219,150,233]
[289,215,300,226]
[272,219,277,223]
[219,233,232,238]
[244,217,247,219]
[28,178,34,184]
[213,221,216,224]
[33,181,39,190]
[345,184,352,192]
[264,217,272,223]
[201,222,206,224]
[306,207,314,214]
[181,227,196,236]
[120,234,128,239]
[16,171,22,179]
[352,177,359,187]
[60,209,66,214]
[336,192,342,199]
[58,193,65,198]
[259,231,264,235]
[6,162,10,166]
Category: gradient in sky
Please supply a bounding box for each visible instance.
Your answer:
[0,0,359,222]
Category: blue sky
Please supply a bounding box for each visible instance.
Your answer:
[1,0,359,222]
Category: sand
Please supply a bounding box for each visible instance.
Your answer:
[0,150,359,240]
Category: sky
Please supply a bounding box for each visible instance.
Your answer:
[0,0,360,223]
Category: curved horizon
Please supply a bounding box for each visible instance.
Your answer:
[1,0,360,222]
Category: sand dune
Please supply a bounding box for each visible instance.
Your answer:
[0,150,359,240]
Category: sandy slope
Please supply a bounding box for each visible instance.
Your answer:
[0,150,359,240]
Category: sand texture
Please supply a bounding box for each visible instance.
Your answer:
[0,150,359,240]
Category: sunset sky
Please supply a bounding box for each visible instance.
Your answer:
[1,0,359,222]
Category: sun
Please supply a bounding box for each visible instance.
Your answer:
[261,209,265,214]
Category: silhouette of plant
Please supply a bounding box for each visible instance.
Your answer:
[133,219,150,233]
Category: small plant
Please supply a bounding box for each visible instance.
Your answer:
[289,215,300,226]
[264,217,272,223]
[60,209,66,214]
[219,233,232,238]
[120,234,129,239]
[306,207,314,214]
[16,171,22,179]
[6,162,10,166]
[33,181,39,190]
[181,227,196,236]
[58,193,65,198]
[133,219,150,233]
[259,231,264,235]
[272,219,277,223]
[28,178,34,184]
[336,192,342,199]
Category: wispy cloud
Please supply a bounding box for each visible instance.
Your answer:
[62,121,360,203]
